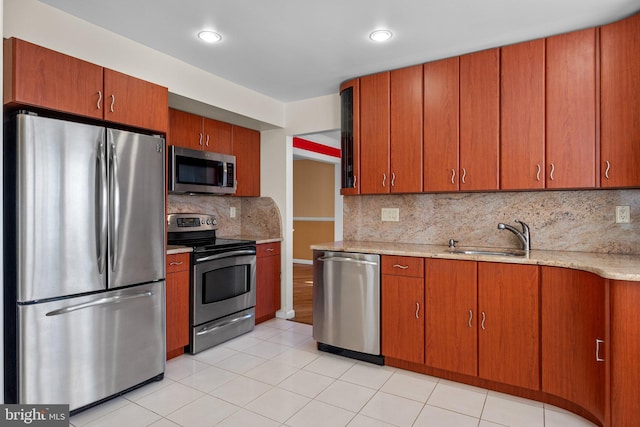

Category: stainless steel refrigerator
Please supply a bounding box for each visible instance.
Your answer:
[3,112,166,412]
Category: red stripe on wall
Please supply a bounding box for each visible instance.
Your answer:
[293,137,341,158]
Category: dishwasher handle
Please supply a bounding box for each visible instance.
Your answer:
[317,256,378,266]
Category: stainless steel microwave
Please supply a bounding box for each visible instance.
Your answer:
[169,146,236,195]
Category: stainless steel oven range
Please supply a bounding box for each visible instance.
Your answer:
[168,213,256,354]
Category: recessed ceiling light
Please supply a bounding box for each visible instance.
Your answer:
[369,29,392,42]
[198,30,222,43]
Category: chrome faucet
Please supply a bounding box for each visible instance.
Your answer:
[497,220,531,251]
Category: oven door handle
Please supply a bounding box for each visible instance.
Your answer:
[196,313,254,336]
[195,249,256,263]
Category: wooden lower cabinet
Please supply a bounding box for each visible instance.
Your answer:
[541,267,605,424]
[166,253,190,360]
[232,125,261,197]
[381,256,425,364]
[610,280,640,427]
[425,259,477,375]
[478,262,540,390]
[255,242,281,323]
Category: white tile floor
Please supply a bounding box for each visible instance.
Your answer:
[70,318,597,427]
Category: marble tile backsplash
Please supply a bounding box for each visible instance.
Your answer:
[167,195,281,239]
[343,189,640,254]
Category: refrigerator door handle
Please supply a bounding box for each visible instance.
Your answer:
[109,142,121,272]
[96,143,108,274]
[45,291,154,316]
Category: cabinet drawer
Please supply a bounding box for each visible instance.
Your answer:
[257,242,281,258]
[166,253,190,273]
[382,256,424,277]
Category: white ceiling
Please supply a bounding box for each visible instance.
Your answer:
[39,0,640,103]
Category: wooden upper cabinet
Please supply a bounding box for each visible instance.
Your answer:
[546,28,597,189]
[3,38,168,133]
[360,72,390,194]
[4,38,103,120]
[203,118,232,154]
[478,262,539,390]
[425,259,478,376]
[340,79,360,195]
[232,125,261,197]
[424,57,460,192]
[600,13,640,188]
[500,40,545,190]
[460,48,500,191]
[541,267,605,425]
[390,65,423,193]
[168,108,203,150]
[103,69,168,133]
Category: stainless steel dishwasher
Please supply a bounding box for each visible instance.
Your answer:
[312,250,383,364]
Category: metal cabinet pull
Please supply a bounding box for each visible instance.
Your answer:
[481,311,486,330]
[596,339,605,362]
[391,172,396,187]
[97,91,102,110]
[549,163,555,181]
[205,134,210,147]
[451,169,456,184]
[468,309,473,328]
[110,94,115,112]
[266,248,275,252]
[392,264,409,269]
[199,133,203,146]
[382,173,387,188]
[169,261,184,266]
[353,175,357,189]
[605,161,611,179]
[415,303,420,319]
[461,168,467,184]
[536,164,541,182]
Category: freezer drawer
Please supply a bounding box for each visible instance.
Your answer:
[14,282,165,411]
[312,251,381,355]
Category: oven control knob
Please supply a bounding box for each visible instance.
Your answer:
[206,219,212,225]
[213,219,217,225]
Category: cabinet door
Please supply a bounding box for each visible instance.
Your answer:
[256,243,281,323]
[103,68,169,132]
[478,263,539,390]
[168,108,203,150]
[601,13,640,188]
[425,259,477,376]
[382,275,424,364]
[4,38,103,120]
[166,269,190,359]
[390,65,423,193]
[610,280,640,426]
[546,28,596,189]
[460,49,500,191]
[360,72,390,194]
[203,118,232,154]
[423,57,459,192]
[541,267,605,424]
[232,125,261,197]
[340,79,360,195]
[500,39,545,190]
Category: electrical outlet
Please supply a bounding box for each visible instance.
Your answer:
[616,206,630,224]
[230,207,236,218]
[381,208,399,222]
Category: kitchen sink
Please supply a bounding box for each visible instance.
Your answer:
[448,249,527,257]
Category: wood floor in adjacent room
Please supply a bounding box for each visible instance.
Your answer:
[291,263,313,325]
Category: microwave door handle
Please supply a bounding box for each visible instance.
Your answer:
[195,249,256,263]
[222,161,228,188]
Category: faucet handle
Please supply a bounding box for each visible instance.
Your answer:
[514,220,530,234]
[448,239,459,248]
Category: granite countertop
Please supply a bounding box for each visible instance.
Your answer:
[167,245,193,255]
[310,241,640,282]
